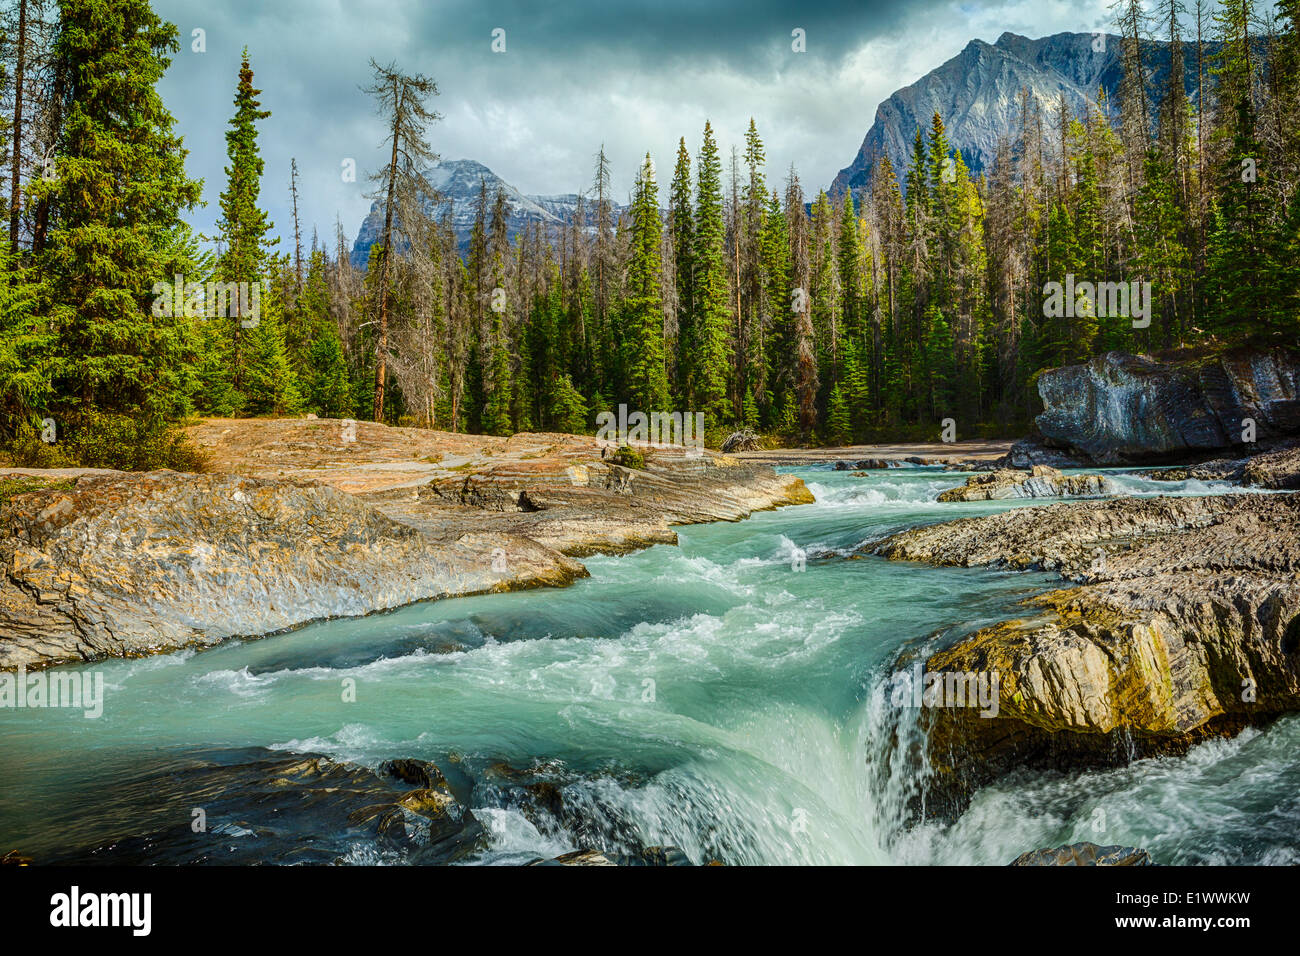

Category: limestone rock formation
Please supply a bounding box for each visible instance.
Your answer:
[871,494,1300,816]
[1144,443,1300,490]
[936,465,1114,502]
[1035,349,1300,464]
[1,420,813,668]
[0,470,585,669]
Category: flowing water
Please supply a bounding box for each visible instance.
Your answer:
[2,466,1297,865]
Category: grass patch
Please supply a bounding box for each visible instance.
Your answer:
[0,476,76,508]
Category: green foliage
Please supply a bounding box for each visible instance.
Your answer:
[620,155,670,412]
[59,410,208,471]
[6,0,1298,465]
[216,49,276,283]
[27,0,203,468]
[824,384,851,445]
[4,421,76,468]
[609,444,645,469]
[550,373,589,434]
[692,121,732,428]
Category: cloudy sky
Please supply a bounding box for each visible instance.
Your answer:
[153,0,1114,254]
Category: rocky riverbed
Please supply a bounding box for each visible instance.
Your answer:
[869,493,1300,818]
[0,419,811,669]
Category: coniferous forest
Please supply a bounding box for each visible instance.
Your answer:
[1,0,1298,469]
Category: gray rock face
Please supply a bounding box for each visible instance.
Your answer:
[872,493,1300,818]
[0,471,586,669]
[1011,843,1152,866]
[830,32,1212,200]
[1036,350,1300,464]
[996,438,1087,470]
[936,466,1114,502]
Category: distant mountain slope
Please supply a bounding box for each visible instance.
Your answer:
[350,159,621,269]
[830,31,1215,200]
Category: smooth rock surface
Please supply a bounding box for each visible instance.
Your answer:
[0,470,585,669]
[1036,349,1300,464]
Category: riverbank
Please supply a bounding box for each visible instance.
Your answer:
[0,418,812,669]
[727,438,1013,468]
[869,492,1300,817]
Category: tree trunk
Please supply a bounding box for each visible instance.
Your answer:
[373,78,401,422]
[9,0,28,258]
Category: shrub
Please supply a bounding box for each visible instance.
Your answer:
[5,421,77,468]
[59,412,209,472]
[608,444,646,469]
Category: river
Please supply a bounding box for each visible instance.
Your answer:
[1,466,1296,865]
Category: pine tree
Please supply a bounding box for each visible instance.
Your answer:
[242,294,302,415]
[0,247,48,441]
[669,138,694,406]
[922,304,956,420]
[824,383,850,445]
[621,154,669,412]
[740,119,769,414]
[550,373,588,434]
[481,304,512,436]
[30,0,203,464]
[759,189,790,425]
[217,50,274,283]
[838,191,864,341]
[692,121,732,427]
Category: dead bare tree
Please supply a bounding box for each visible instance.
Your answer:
[361,59,440,422]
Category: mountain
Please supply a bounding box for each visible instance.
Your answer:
[350,159,619,269]
[829,31,1215,200]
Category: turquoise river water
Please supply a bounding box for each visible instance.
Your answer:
[1,466,1297,865]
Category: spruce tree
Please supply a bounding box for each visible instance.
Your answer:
[31,0,203,464]
[669,138,694,407]
[216,49,274,284]
[621,154,669,413]
[550,373,589,434]
[824,383,851,445]
[692,121,732,427]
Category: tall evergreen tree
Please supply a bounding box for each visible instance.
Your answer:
[30,0,203,462]
[621,154,669,412]
[692,121,732,427]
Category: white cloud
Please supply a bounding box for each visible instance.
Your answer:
[154,0,1115,254]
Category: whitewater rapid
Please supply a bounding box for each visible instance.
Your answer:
[0,465,1294,865]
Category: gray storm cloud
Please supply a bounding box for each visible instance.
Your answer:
[152,0,1110,252]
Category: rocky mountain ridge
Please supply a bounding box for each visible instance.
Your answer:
[829,30,1215,200]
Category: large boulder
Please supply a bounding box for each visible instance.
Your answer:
[871,494,1300,818]
[937,466,1114,502]
[1035,349,1300,464]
